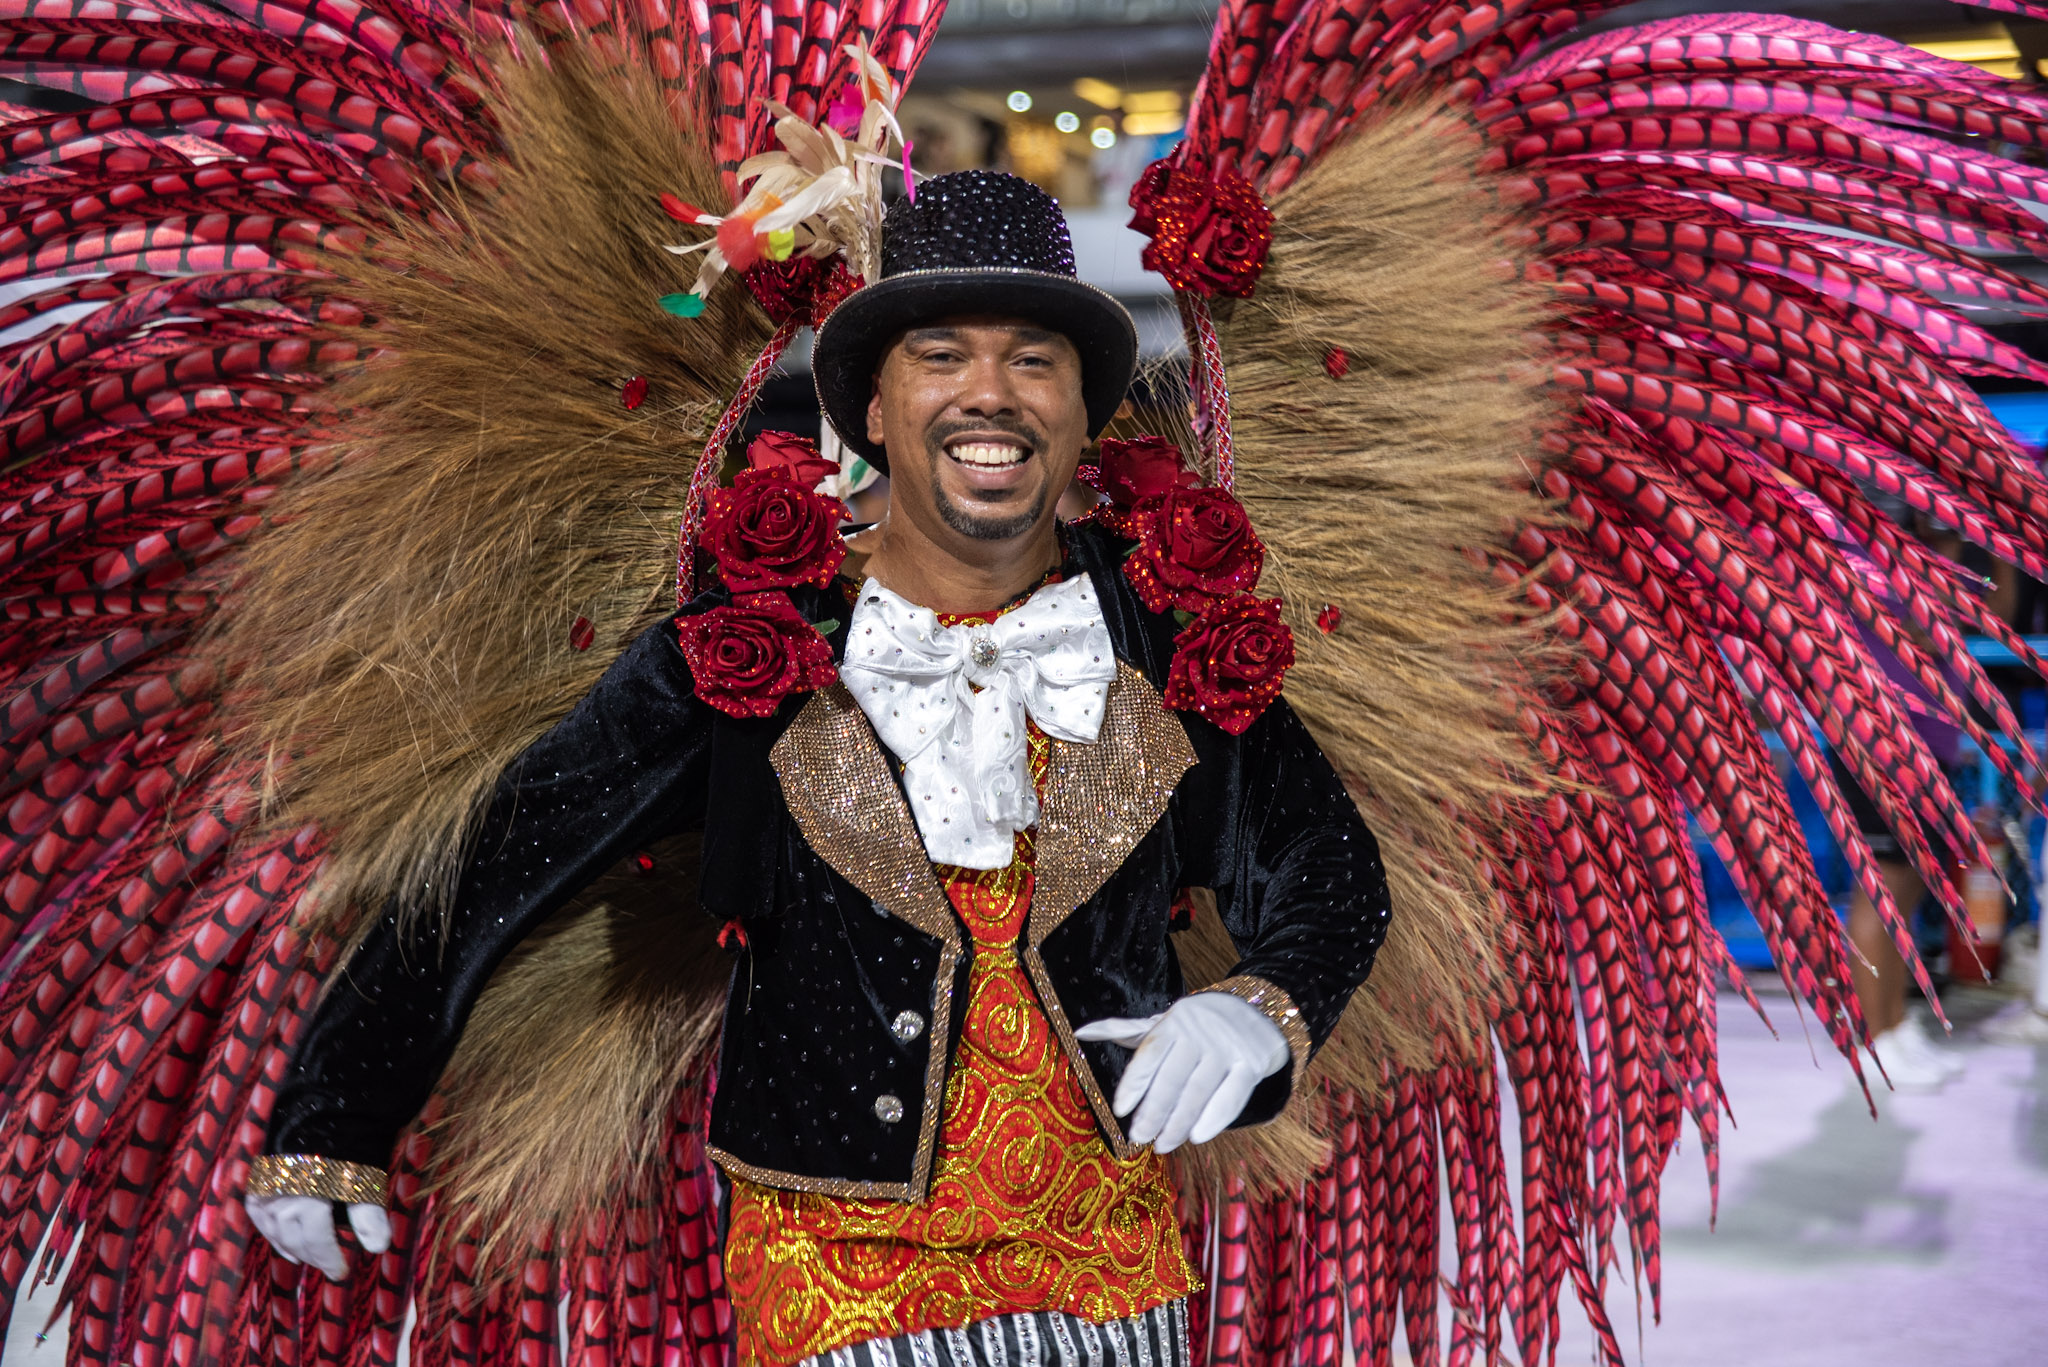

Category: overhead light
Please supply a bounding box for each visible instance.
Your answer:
[1122,89,1181,114]
[1054,110,1081,133]
[1122,111,1185,136]
[1911,36,2023,76]
[1912,37,2019,62]
[1090,126,1117,149]
[1006,90,1033,113]
[1073,77,1123,109]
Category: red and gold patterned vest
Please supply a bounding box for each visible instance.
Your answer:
[720,593,1195,1367]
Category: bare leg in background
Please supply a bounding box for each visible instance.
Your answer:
[1848,858,1959,1085]
[1848,858,1920,1039]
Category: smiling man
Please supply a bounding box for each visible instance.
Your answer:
[855,318,1084,610]
[245,170,1392,1367]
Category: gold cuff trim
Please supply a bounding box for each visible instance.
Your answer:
[245,1154,388,1205]
[1206,975,1312,1099]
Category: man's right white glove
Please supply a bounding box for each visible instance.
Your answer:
[245,1194,392,1280]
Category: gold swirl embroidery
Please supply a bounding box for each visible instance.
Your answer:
[725,756,1195,1367]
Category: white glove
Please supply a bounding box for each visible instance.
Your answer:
[245,1194,391,1280]
[1074,992,1290,1153]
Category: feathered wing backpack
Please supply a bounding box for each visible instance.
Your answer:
[1137,6,2048,1363]
[2,1,2047,1364]
[0,3,933,1358]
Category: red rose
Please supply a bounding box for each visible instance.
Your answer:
[746,430,839,489]
[1128,157,1273,299]
[1097,434,1197,507]
[675,592,837,718]
[1163,595,1295,736]
[703,468,847,592]
[1124,485,1266,614]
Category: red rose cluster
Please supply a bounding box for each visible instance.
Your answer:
[679,432,846,717]
[1127,154,1274,300]
[1093,436,1294,736]
[677,593,837,718]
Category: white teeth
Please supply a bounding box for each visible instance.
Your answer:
[948,441,1027,468]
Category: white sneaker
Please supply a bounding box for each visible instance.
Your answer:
[1870,1021,1955,1091]
[1891,1014,1966,1079]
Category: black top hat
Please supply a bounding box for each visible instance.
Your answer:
[811,170,1138,472]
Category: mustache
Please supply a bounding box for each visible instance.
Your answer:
[923,415,1045,459]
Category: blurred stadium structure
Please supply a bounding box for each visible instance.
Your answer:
[718,1,2048,434]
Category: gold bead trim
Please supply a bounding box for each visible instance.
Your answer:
[707,1147,915,1200]
[245,1154,389,1205]
[769,681,964,1200]
[1206,974,1312,1100]
[1028,662,1195,948]
[1022,942,1137,1160]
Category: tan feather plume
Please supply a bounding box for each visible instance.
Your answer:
[219,48,766,929]
[213,47,757,1244]
[1169,101,1561,1196]
[221,57,1556,1242]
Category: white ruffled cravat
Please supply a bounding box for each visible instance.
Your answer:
[840,575,1115,868]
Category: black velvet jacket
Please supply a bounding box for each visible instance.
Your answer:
[266,520,1391,1200]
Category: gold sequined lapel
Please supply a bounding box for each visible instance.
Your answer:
[770,683,957,949]
[1027,662,1196,948]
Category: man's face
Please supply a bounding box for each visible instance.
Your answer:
[865,315,1088,547]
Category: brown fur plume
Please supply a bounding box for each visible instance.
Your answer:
[219,48,768,927]
[1177,101,1562,1193]
[429,835,726,1265]
[220,59,1554,1241]
[212,47,764,1245]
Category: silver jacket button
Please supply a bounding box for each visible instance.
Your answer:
[874,1094,905,1124]
[890,1010,926,1042]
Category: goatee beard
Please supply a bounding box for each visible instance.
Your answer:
[924,417,1049,542]
[934,485,1047,541]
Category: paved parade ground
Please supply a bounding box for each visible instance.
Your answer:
[1548,987,2048,1367]
[9,989,2048,1367]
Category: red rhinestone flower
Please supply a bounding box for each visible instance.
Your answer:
[1081,434,1199,537]
[1098,434,1198,506]
[676,592,838,718]
[743,255,860,327]
[1163,595,1295,736]
[1124,485,1267,614]
[746,430,838,489]
[1128,154,1274,299]
[703,468,847,593]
